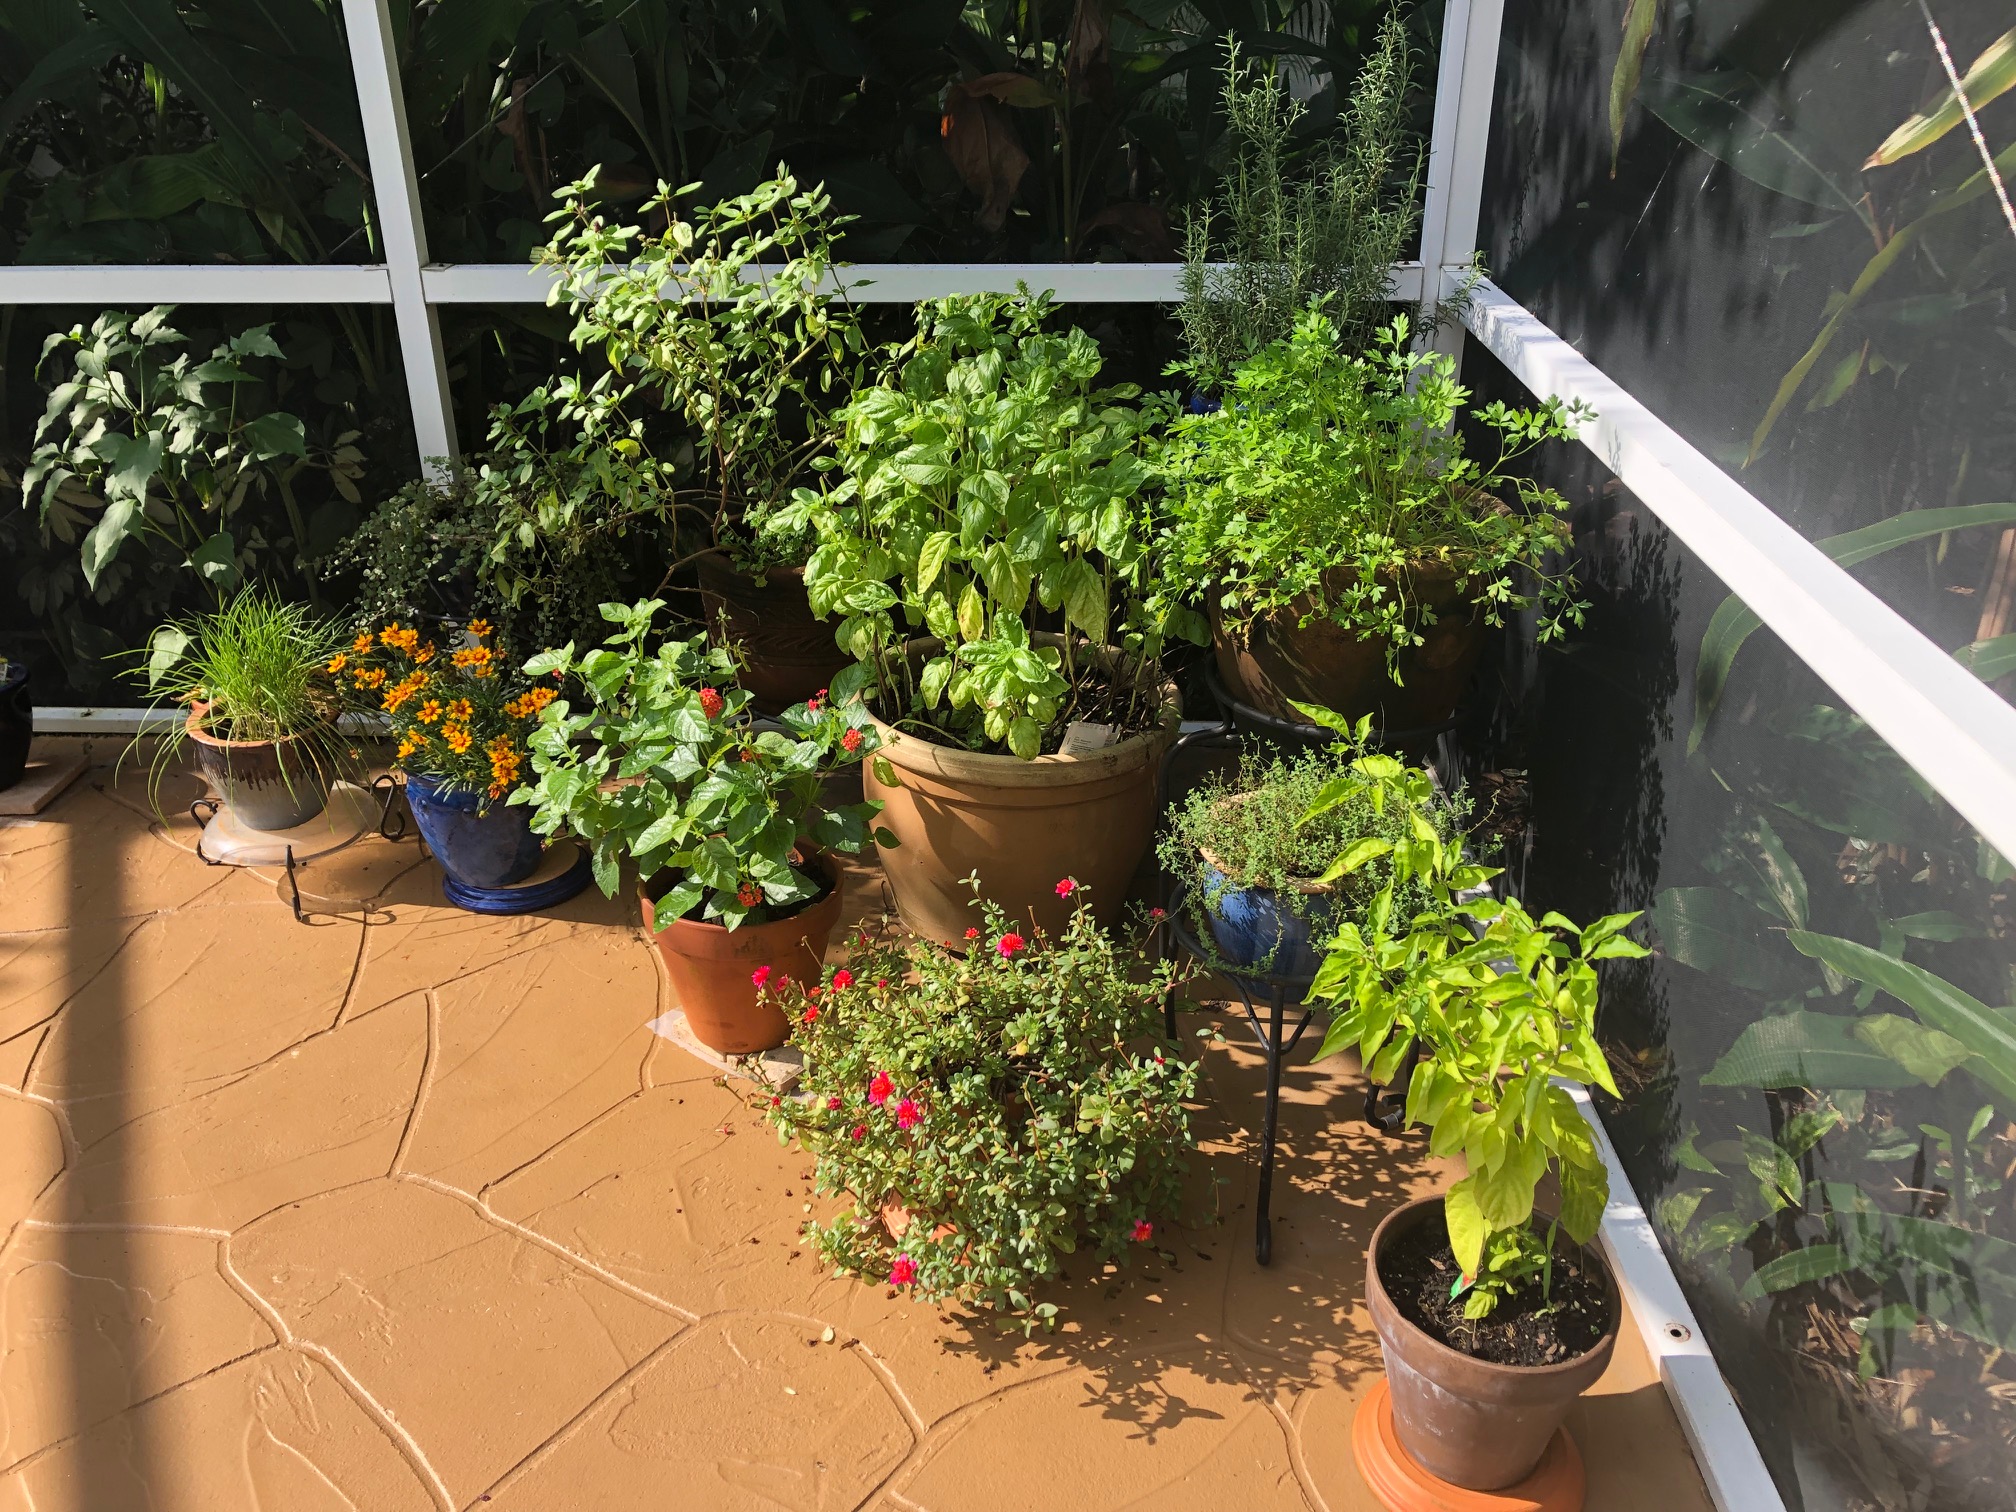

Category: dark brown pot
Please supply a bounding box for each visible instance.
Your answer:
[185,703,329,832]
[1365,1195,1618,1491]
[862,638,1179,946]
[1212,562,1486,730]
[696,555,852,715]
[638,851,843,1055]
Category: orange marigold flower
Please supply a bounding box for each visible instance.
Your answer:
[383,671,428,712]
[378,624,404,646]
[396,733,421,759]
[352,633,373,655]
[414,644,436,664]
[416,699,443,723]
[448,699,473,723]
[444,727,473,754]
[353,668,386,689]
[451,645,493,671]
[467,618,493,639]
[327,653,348,673]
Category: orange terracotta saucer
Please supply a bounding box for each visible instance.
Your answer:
[1352,1378,1586,1512]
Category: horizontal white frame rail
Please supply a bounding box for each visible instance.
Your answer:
[1462,276,2016,872]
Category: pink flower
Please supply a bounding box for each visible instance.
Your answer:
[1149,907,1166,920]
[964,927,981,940]
[750,965,773,988]
[1132,1220,1154,1243]
[827,1096,843,1110]
[698,687,724,720]
[889,1254,918,1287]
[850,1123,867,1141]
[996,932,1026,958]
[802,1006,819,1025]
[1055,877,1076,897]
[868,1071,894,1106]
[832,969,855,990]
[894,1097,921,1130]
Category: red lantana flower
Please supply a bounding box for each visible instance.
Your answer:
[831,969,855,990]
[868,1071,894,1106]
[888,1254,918,1287]
[964,927,981,940]
[894,1097,921,1130]
[737,882,762,907]
[996,932,1026,957]
[698,686,724,719]
[1132,1220,1154,1243]
[841,728,863,753]
[750,965,772,988]
[1054,877,1076,897]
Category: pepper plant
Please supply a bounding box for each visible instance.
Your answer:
[511,599,890,927]
[1300,714,1647,1316]
[23,306,364,595]
[763,885,1198,1328]
[774,291,1176,758]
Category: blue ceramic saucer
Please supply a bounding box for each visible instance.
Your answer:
[441,841,593,915]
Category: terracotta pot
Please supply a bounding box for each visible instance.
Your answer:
[638,851,843,1055]
[863,640,1179,945]
[184,703,329,832]
[1212,562,1486,730]
[696,555,853,715]
[1365,1195,1618,1491]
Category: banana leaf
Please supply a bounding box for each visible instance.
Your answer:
[1607,0,1660,176]
[1864,27,2016,168]
[1703,1011,1924,1091]
[1638,71,1864,217]
[1653,886,1811,996]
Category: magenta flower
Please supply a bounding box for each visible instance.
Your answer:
[1132,1220,1154,1243]
[827,1096,843,1111]
[849,1123,867,1141]
[889,1255,918,1287]
[894,1097,921,1130]
[750,965,772,988]
[1055,877,1077,897]
[996,932,1026,957]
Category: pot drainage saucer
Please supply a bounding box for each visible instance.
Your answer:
[440,841,592,915]
[1352,1378,1585,1512]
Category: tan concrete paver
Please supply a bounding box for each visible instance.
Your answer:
[0,742,1717,1512]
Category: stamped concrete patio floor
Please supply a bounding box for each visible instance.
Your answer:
[0,743,1714,1512]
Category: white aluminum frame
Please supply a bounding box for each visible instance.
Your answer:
[25,2,2016,1503]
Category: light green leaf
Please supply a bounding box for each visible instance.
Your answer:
[1059,557,1106,644]
[80,497,143,588]
[1558,1158,1608,1246]
[1608,0,1661,175]
[1740,1242,1854,1300]
[916,531,955,594]
[1955,635,2016,683]
[1704,1010,1923,1090]
[1443,1179,1487,1277]
[956,582,985,643]
[1865,28,2016,168]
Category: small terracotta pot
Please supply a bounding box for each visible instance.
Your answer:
[863,638,1179,945]
[638,851,844,1055]
[1365,1195,1618,1491]
[696,555,853,715]
[1212,562,1486,731]
[184,703,329,832]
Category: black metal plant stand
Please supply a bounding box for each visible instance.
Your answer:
[1152,663,1455,1266]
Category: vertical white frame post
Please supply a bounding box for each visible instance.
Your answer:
[1415,0,1506,365]
[341,0,458,478]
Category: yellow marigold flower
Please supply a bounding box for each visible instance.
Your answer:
[415,644,435,663]
[383,671,427,712]
[378,624,404,645]
[448,699,473,723]
[451,645,494,671]
[416,699,443,723]
[353,633,373,655]
[396,734,420,759]
[353,668,386,689]
[327,653,348,674]
[468,618,493,639]
[444,726,473,754]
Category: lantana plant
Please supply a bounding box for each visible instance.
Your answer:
[512,599,891,925]
[762,883,1199,1327]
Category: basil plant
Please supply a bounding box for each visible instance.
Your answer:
[773,291,1177,759]
[1299,709,1647,1317]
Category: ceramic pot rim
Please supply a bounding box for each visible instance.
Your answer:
[1196,794,1335,896]
[638,849,840,938]
[183,701,314,753]
[866,636,1179,787]
[1368,1194,1621,1382]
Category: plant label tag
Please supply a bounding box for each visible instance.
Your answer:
[1450,1272,1475,1300]
[1057,721,1117,756]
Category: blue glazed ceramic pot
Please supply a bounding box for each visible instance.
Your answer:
[405,771,542,890]
[1198,857,1335,983]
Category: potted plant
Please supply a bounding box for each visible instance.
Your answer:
[134,590,348,831]
[762,885,1198,1329]
[513,599,890,1054]
[1302,747,1648,1491]
[536,171,875,711]
[337,618,560,898]
[1157,714,1461,981]
[0,656,28,792]
[777,291,1183,944]
[1155,310,1591,728]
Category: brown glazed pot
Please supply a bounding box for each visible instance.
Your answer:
[696,554,853,715]
[637,851,843,1055]
[184,703,329,832]
[863,639,1179,946]
[1365,1195,1618,1491]
[1212,562,1487,730]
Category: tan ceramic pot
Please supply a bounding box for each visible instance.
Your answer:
[1212,562,1486,731]
[863,641,1179,946]
[1365,1196,1618,1490]
[638,852,843,1054]
[696,555,853,716]
[185,703,329,831]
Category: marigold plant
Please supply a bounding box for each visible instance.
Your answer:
[763,887,1200,1328]
[338,619,552,803]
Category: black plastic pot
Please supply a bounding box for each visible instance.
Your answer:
[0,663,31,792]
